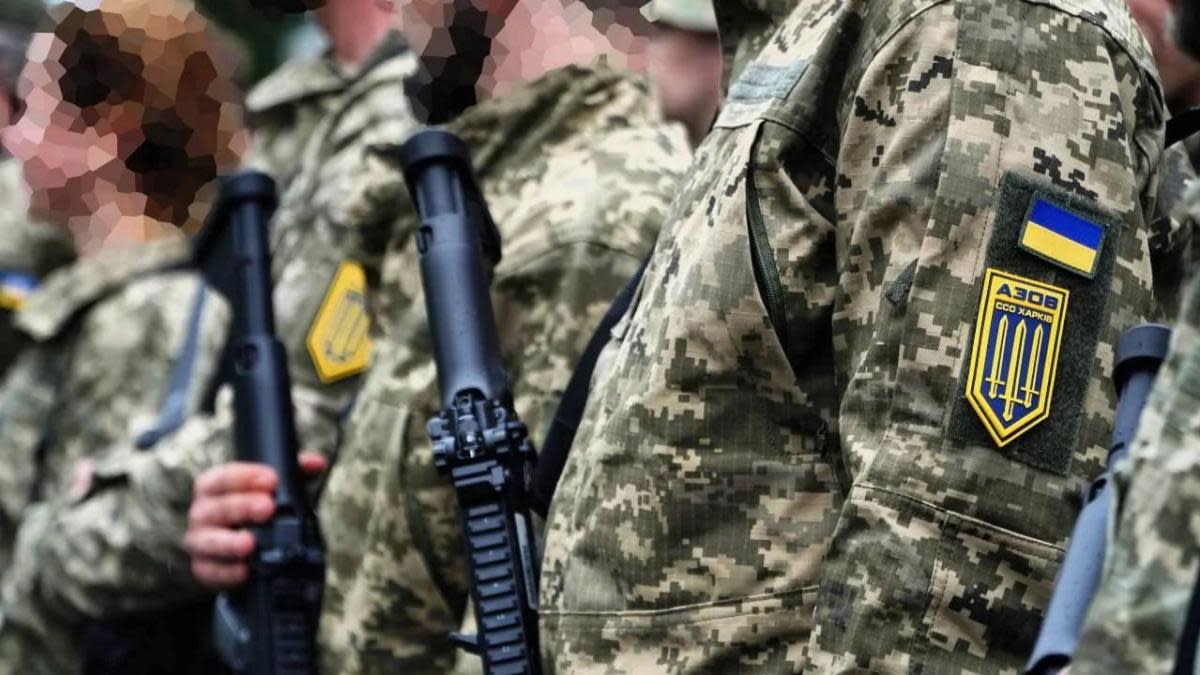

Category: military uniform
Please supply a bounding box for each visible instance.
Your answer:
[1068,182,1198,674]
[315,62,690,675]
[0,39,421,674]
[0,234,227,576]
[539,0,1179,673]
[0,160,75,374]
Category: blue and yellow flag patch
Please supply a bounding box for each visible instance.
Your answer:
[0,271,38,311]
[1018,196,1106,278]
[966,269,1069,447]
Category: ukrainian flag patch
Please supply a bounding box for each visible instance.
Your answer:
[966,269,1069,447]
[1018,196,1106,278]
[0,271,38,311]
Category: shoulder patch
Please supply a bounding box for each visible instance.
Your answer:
[948,172,1120,474]
[306,261,372,383]
[965,269,1069,447]
[1018,195,1106,278]
[0,271,38,310]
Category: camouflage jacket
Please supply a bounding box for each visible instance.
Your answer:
[540,0,1177,672]
[315,63,690,675]
[0,160,75,374]
[0,234,227,576]
[1071,179,1200,675]
[0,41,421,675]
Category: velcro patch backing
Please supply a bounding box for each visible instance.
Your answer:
[947,172,1121,475]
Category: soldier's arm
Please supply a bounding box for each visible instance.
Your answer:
[802,2,1168,672]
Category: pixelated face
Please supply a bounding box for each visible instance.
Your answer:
[3,33,122,214]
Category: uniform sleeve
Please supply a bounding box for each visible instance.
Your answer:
[0,286,233,674]
[803,2,1168,672]
[1148,144,1198,319]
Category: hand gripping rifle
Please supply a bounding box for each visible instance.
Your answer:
[1025,323,1172,675]
[399,129,542,675]
[197,172,326,675]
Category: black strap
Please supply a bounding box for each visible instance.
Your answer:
[530,254,651,517]
[1166,108,1200,148]
[1172,562,1200,675]
[134,285,209,449]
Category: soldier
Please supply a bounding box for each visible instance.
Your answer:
[184,1,691,674]
[0,0,75,375]
[1068,0,1200,671]
[0,0,243,671]
[642,0,722,146]
[0,0,419,673]
[526,0,1183,673]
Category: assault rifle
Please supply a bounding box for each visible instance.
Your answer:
[198,172,326,675]
[1025,323,1172,675]
[399,129,542,675]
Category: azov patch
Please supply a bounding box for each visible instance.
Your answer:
[965,268,1069,447]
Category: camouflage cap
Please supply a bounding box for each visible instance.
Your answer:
[0,0,46,29]
[640,0,716,33]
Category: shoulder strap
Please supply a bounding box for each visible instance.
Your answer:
[530,253,651,517]
[134,284,209,450]
[1166,108,1200,148]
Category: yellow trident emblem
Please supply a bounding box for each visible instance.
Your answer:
[984,319,1045,421]
[966,269,1068,447]
[307,261,373,383]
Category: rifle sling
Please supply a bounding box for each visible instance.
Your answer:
[530,253,651,517]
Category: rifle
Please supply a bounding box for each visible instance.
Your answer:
[399,129,542,675]
[198,171,326,675]
[1026,323,1172,675]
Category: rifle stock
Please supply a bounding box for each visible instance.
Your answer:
[200,172,326,675]
[400,129,542,675]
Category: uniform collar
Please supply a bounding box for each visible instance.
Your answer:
[17,234,192,341]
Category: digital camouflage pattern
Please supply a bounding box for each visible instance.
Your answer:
[1070,178,1200,675]
[315,62,690,675]
[0,234,225,575]
[0,41,422,674]
[1151,143,1198,314]
[0,159,74,374]
[540,0,1178,673]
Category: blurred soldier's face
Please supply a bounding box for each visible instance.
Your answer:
[648,25,721,146]
[3,34,125,220]
[1130,0,1200,109]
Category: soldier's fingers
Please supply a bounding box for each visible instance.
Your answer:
[184,526,256,561]
[188,492,275,528]
[191,558,248,589]
[298,451,328,476]
[194,462,278,497]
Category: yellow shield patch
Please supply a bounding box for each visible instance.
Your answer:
[306,261,372,383]
[965,269,1069,447]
